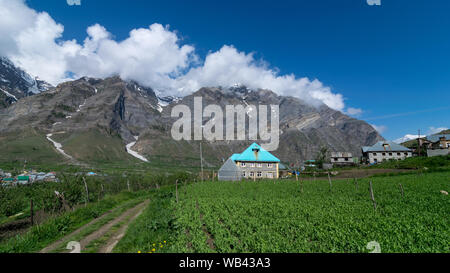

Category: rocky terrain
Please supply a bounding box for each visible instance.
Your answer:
[0,75,383,167]
[0,57,52,108]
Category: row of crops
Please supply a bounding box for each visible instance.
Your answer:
[166,172,449,253]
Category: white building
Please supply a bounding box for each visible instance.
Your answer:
[362,141,412,164]
[330,152,354,166]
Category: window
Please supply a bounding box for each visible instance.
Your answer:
[345,158,349,161]
[267,163,273,168]
[249,172,254,177]
[267,172,273,178]
[373,153,377,156]
[249,163,255,167]
[404,152,408,156]
[242,172,246,177]
[397,153,401,156]
[382,153,386,156]
[389,153,392,156]
[333,158,337,161]
[241,162,246,167]
[257,171,262,177]
[257,163,262,168]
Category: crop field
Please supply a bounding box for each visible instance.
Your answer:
[118,171,449,253]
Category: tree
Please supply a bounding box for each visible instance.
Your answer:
[315,146,328,169]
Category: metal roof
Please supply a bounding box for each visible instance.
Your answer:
[218,158,242,181]
[232,143,281,162]
[362,141,411,153]
[426,134,450,143]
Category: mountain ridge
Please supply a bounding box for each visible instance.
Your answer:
[0,76,384,166]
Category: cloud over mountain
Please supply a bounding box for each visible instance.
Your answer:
[0,0,348,111]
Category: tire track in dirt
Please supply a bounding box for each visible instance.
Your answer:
[39,208,117,253]
[98,200,149,253]
[70,200,149,253]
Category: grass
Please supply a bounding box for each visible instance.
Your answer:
[116,171,449,253]
[113,187,176,253]
[0,129,63,165]
[49,197,146,253]
[0,190,149,253]
[368,155,450,170]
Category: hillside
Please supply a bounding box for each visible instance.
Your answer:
[0,77,383,168]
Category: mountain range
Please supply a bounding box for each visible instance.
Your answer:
[0,56,384,168]
[0,57,52,108]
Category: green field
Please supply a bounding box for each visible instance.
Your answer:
[117,171,450,253]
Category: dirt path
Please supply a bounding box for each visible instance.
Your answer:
[70,200,149,253]
[98,200,149,253]
[39,208,116,253]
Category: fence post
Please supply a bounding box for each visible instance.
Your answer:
[127,180,131,191]
[83,177,89,207]
[354,178,358,191]
[369,181,377,211]
[30,199,34,226]
[399,183,404,197]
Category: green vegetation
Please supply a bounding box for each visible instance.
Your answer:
[55,104,76,113]
[0,129,63,165]
[0,171,194,220]
[55,129,140,164]
[118,171,449,253]
[113,187,176,253]
[0,191,147,253]
[50,197,146,253]
[368,155,450,170]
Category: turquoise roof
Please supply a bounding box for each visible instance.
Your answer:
[230,154,241,161]
[231,143,280,162]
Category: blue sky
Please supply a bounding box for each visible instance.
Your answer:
[24,0,450,140]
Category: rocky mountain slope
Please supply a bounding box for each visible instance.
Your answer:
[0,76,383,166]
[0,57,52,108]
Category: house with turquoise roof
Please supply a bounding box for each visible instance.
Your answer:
[218,143,281,180]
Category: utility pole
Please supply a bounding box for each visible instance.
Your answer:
[418,129,421,157]
[200,141,204,182]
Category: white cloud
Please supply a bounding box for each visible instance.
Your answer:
[0,0,347,111]
[345,107,363,116]
[174,45,345,110]
[370,124,387,134]
[393,134,423,144]
[427,126,448,135]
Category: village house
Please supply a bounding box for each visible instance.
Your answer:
[362,141,412,164]
[218,143,281,181]
[425,134,450,157]
[330,152,355,166]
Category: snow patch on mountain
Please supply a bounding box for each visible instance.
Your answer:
[46,133,73,159]
[126,136,148,162]
[0,88,18,101]
[393,134,425,144]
